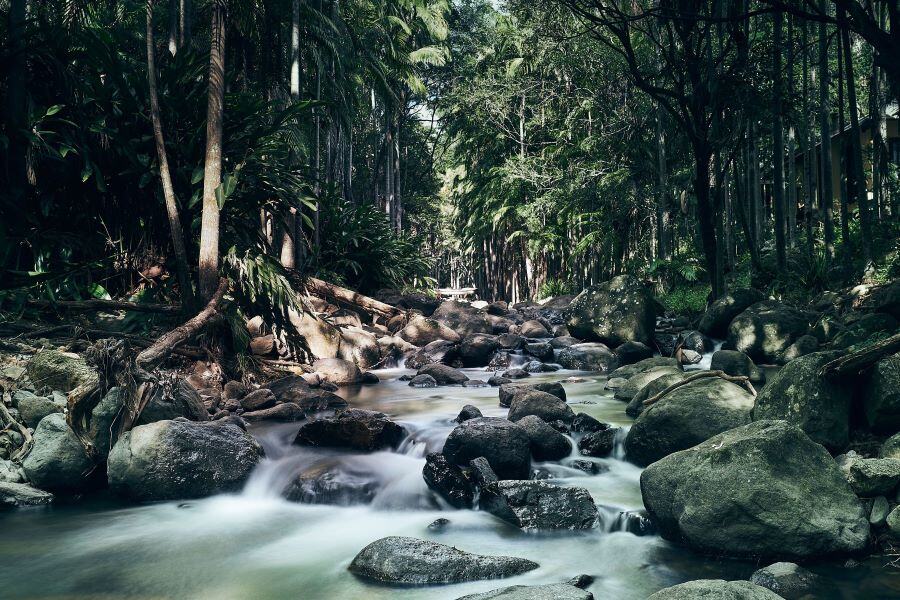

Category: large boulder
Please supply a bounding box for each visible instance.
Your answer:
[860,355,900,433]
[480,480,598,530]
[640,420,870,559]
[25,350,98,393]
[15,393,64,428]
[418,363,469,385]
[578,427,619,457]
[648,580,783,600]
[313,358,363,385]
[519,320,551,338]
[498,382,565,408]
[338,328,382,369]
[137,376,210,425]
[458,333,501,367]
[399,315,462,346]
[442,417,531,480]
[557,343,618,372]
[347,536,538,585]
[456,584,592,600]
[87,386,129,459]
[423,452,474,508]
[22,413,94,493]
[752,351,852,452]
[288,308,342,359]
[294,409,405,452]
[613,366,682,402]
[565,275,656,346]
[517,415,572,461]
[698,288,766,338]
[710,350,765,385]
[432,301,493,336]
[625,377,754,466]
[108,419,264,500]
[507,390,575,424]
[725,301,813,364]
[625,372,687,418]
[615,341,654,366]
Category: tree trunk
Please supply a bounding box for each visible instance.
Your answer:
[801,17,816,260]
[656,104,669,260]
[167,0,178,55]
[280,0,301,270]
[840,6,873,262]
[818,0,836,265]
[179,0,191,48]
[786,13,798,248]
[837,34,852,251]
[147,0,196,311]
[693,142,722,299]
[6,0,27,203]
[198,0,226,300]
[772,8,787,271]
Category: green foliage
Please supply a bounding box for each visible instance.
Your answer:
[658,284,711,317]
[538,278,572,299]
[315,198,435,293]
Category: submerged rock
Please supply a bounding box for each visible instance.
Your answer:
[442,417,531,480]
[294,409,405,452]
[480,480,598,530]
[565,275,656,346]
[108,419,264,501]
[625,377,753,466]
[640,420,869,560]
[417,363,469,385]
[0,482,54,509]
[348,536,538,585]
[455,583,593,600]
[648,579,782,600]
[284,464,377,505]
[22,413,95,493]
[750,562,820,600]
[578,427,619,458]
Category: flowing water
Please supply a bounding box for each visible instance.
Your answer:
[1,365,899,599]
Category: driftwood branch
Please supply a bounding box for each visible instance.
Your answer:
[304,276,402,321]
[27,298,180,314]
[642,370,757,408]
[819,332,900,379]
[0,401,33,461]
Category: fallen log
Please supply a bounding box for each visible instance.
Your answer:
[304,277,402,321]
[642,370,756,408]
[819,332,900,379]
[27,298,181,314]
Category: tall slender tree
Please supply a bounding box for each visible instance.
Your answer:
[818,0,836,264]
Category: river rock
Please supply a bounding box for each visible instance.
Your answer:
[641,420,870,559]
[498,333,525,349]
[288,308,343,359]
[459,333,501,367]
[348,536,538,585]
[312,358,363,385]
[423,452,474,508]
[0,459,25,483]
[861,355,900,433]
[886,505,900,539]
[432,301,493,337]
[578,427,619,457]
[137,376,210,425]
[517,415,572,461]
[480,480,598,530]
[0,482,54,509]
[418,363,469,385]
[625,372,687,418]
[16,393,64,428]
[284,463,376,505]
[613,366,682,402]
[709,350,765,385]
[725,300,813,364]
[240,388,276,411]
[698,288,766,338]
[550,336,580,349]
[615,341,653,365]
[241,403,306,422]
[85,386,130,459]
[750,562,819,600]
[456,584,592,600]
[108,418,264,500]
[609,357,681,380]
[499,382,566,408]
[625,377,753,466]
[752,351,852,451]
[565,275,656,346]
[524,341,554,361]
[870,495,890,527]
[845,458,900,496]
[25,349,97,393]
[507,390,575,425]
[881,433,900,459]
[22,413,94,493]
[442,417,531,480]
[263,376,347,411]
[571,413,606,433]
[294,409,405,452]
[557,343,618,372]
[520,320,551,338]
[456,405,483,422]
[399,315,462,346]
[648,580,783,600]
[409,374,438,388]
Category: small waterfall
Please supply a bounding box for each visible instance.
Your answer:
[597,505,656,536]
[611,426,629,460]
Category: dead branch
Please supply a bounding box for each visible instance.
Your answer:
[27,298,180,314]
[304,276,402,321]
[642,370,756,408]
[819,332,900,379]
[0,401,33,461]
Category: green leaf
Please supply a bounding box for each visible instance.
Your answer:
[191,166,204,184]
[45,105,63,117]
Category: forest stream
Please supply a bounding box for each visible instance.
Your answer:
[1,357,899,600]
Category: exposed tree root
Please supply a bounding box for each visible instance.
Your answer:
[642,370,756,408]
[0,401,33,461]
